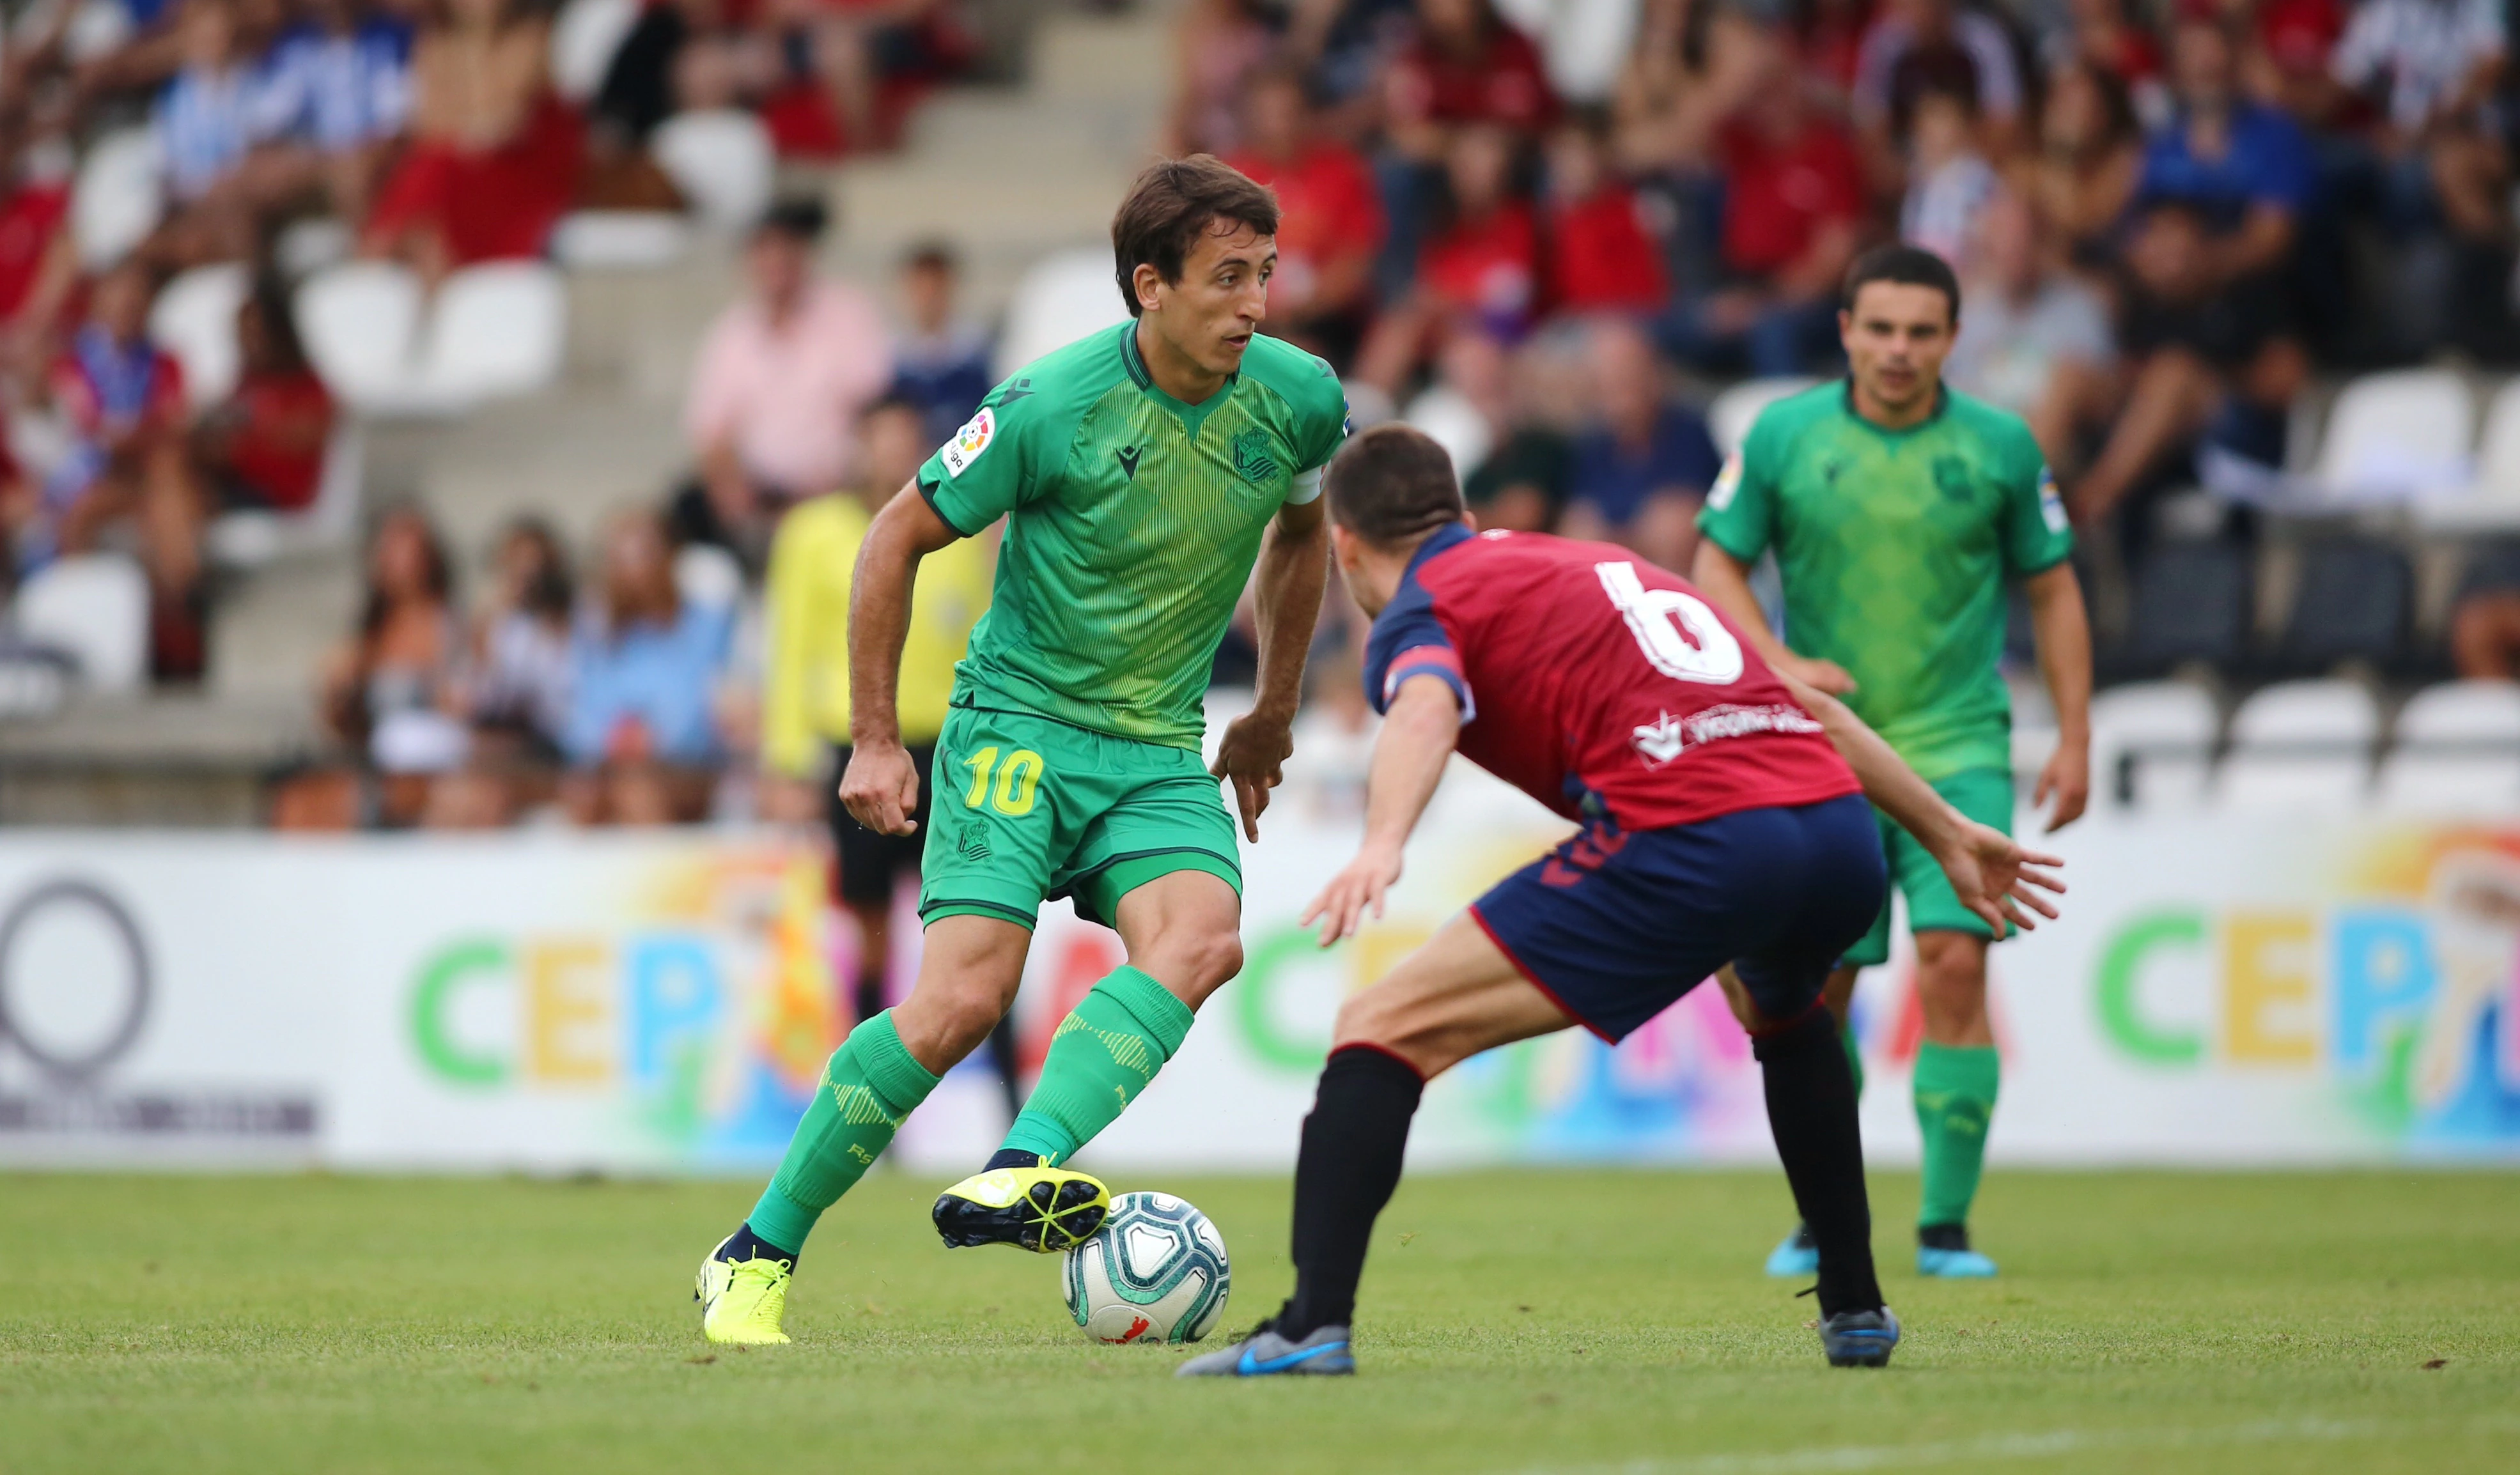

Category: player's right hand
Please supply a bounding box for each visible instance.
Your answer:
[838,741,921,837]
[1782,654,1858,695]
[1937,821,2065,939]
[1301,842,1404,946]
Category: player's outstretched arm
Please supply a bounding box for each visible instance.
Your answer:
[1690,539,1856,695]
[2023,560,2093,832]
[837,482,961,837]
[1301,674,1462,945]
[1777,669,2067,938]
[1211,495,1332,840]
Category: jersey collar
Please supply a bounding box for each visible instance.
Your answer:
[1838,376,1948,438]
[1121,321,1238,438]
[1404,520,1476,580]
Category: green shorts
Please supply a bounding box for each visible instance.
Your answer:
[1841,766,2014,968]
[917,704,1243,931]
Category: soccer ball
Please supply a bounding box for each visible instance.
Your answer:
[1062,1191,1231,1344]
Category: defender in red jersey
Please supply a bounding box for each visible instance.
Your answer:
[1179,425,2064,1381]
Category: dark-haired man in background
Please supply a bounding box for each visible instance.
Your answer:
[694,155,1349,1345]
[1693,243,2093,1283]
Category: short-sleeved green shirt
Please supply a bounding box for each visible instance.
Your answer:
[1695,382,2071,780]
[918,323,1349,750]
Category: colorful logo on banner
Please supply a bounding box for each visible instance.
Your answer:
[2092,832,2520,1150]
[404,848,841,1161]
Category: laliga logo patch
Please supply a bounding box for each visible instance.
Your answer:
[941,407,996,479]
[2037,465,2068,533]
[1706,454,1743,512]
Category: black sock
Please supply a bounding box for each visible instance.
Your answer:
[1280,1045,1425,1338]
[1918,1222,1970,1251]
[718,1221,797,1266]
[984,1148,1043,1171]
[1752,1008,1883,1318]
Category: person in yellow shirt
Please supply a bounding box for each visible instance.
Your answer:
[762,396,998,1094]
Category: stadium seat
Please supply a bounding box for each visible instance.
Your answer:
[417,262,568,404]
[2416,378,2520,532]
[550,0,641,100]
[2269,537,2411,676]
[2106,541,2252,680]
[204,424,366,569]
[1402,383,1495,484]
[2090,681,2217,810]
[674,543,745,609]
[2214,679,2378,814]
[274,217,353,279]
[1707,377,1819,458]
[995,247,1130,380]
[2373,680,2520,815]
[71,127,163,268]
[550,210,692,270]
[148,263,251,410]
[295,261,424,411]
[10,553,150,693]
[2312,368,2474,504]
[651,110,775,234]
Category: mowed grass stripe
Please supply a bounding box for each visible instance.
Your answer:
[0,1170,2514,1475]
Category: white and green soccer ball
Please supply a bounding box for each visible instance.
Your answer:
[1062,1191,1231,1344]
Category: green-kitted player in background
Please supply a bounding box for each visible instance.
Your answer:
[695,156,1348,1344]
[1693,244,2093,1280]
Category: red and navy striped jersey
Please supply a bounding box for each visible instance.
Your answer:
[1362,523,1862,830]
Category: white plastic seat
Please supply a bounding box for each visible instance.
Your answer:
[995,248,1130,380]
[2419,379,2520,532]
[204,424,366,569]
[2090,681,2217,810]
[2214,679,2379,813]
[148,263,251,409]
[651,110,774,234]
[72,127,164,268]
[550,210,692,269]
[551,0,641,100]
[417,261,566,403]
[274,216,353,279]
[2373,680,2520,815]
[1707,376,1819,458]
[2313,369,2474,504]
[11,554,150,693]
[673,542,745,609]
[295,261,424,410]
[1401,384,1495,484]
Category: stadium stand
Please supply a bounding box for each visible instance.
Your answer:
[2214,679,2381,814]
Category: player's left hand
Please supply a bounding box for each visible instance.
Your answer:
[1935,821,2066,940]
[1302,842,1404,945]
[1209,709,1293,842]
[2034,741,2089,833]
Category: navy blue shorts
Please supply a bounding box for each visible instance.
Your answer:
[1468,794,1887,1042]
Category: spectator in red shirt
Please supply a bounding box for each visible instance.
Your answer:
[1357,122,1537,394]
[1660,47,1867,376]
[1224,66,1385,369]
[1540,111,1670,314]
[1384,0,1559,155]
[196,279,336,514]
[0,127,75,371]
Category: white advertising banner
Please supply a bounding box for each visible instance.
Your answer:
[1,792,2515,1173]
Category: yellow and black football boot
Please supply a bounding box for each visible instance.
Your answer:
[931,1161,1111,1252]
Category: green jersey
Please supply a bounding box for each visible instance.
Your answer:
[917,323,1348,750]
[1695,382,2072,780]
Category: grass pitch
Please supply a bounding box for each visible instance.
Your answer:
[1,1169,2514,1474]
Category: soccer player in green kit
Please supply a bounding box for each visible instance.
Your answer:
[1693,245,2093,1281]
[693,156,1350,1344]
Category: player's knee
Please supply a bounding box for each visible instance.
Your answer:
[1140,925,1243,1001]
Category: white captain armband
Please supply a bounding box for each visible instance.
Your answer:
[1287,465,1323,505]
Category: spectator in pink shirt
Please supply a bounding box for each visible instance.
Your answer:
[673,196,894,573]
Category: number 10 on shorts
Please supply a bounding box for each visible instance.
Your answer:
[961,746,1043,816]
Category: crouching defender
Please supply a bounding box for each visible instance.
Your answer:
[1179,425,2063,1377]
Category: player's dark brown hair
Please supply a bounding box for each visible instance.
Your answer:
[1840,243,1961,324]
[1325,424,1466,548]
[1110,155,1281,316]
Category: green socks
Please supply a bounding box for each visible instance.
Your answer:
[1000,966,1195,1166]
[749,1011,940,1254]
[1913,1041,2000,1229]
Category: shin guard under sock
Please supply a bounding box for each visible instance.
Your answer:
[1913,1041,2000,1230]
[1281,1045,1425,1338]
[999,966,1195,1166]
[1754,1008,1883,1317]
[748,1011,939,1253]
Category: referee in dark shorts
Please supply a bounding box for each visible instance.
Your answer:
[759,398,1018,1120]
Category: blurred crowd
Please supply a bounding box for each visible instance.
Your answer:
[0,0,972,677]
